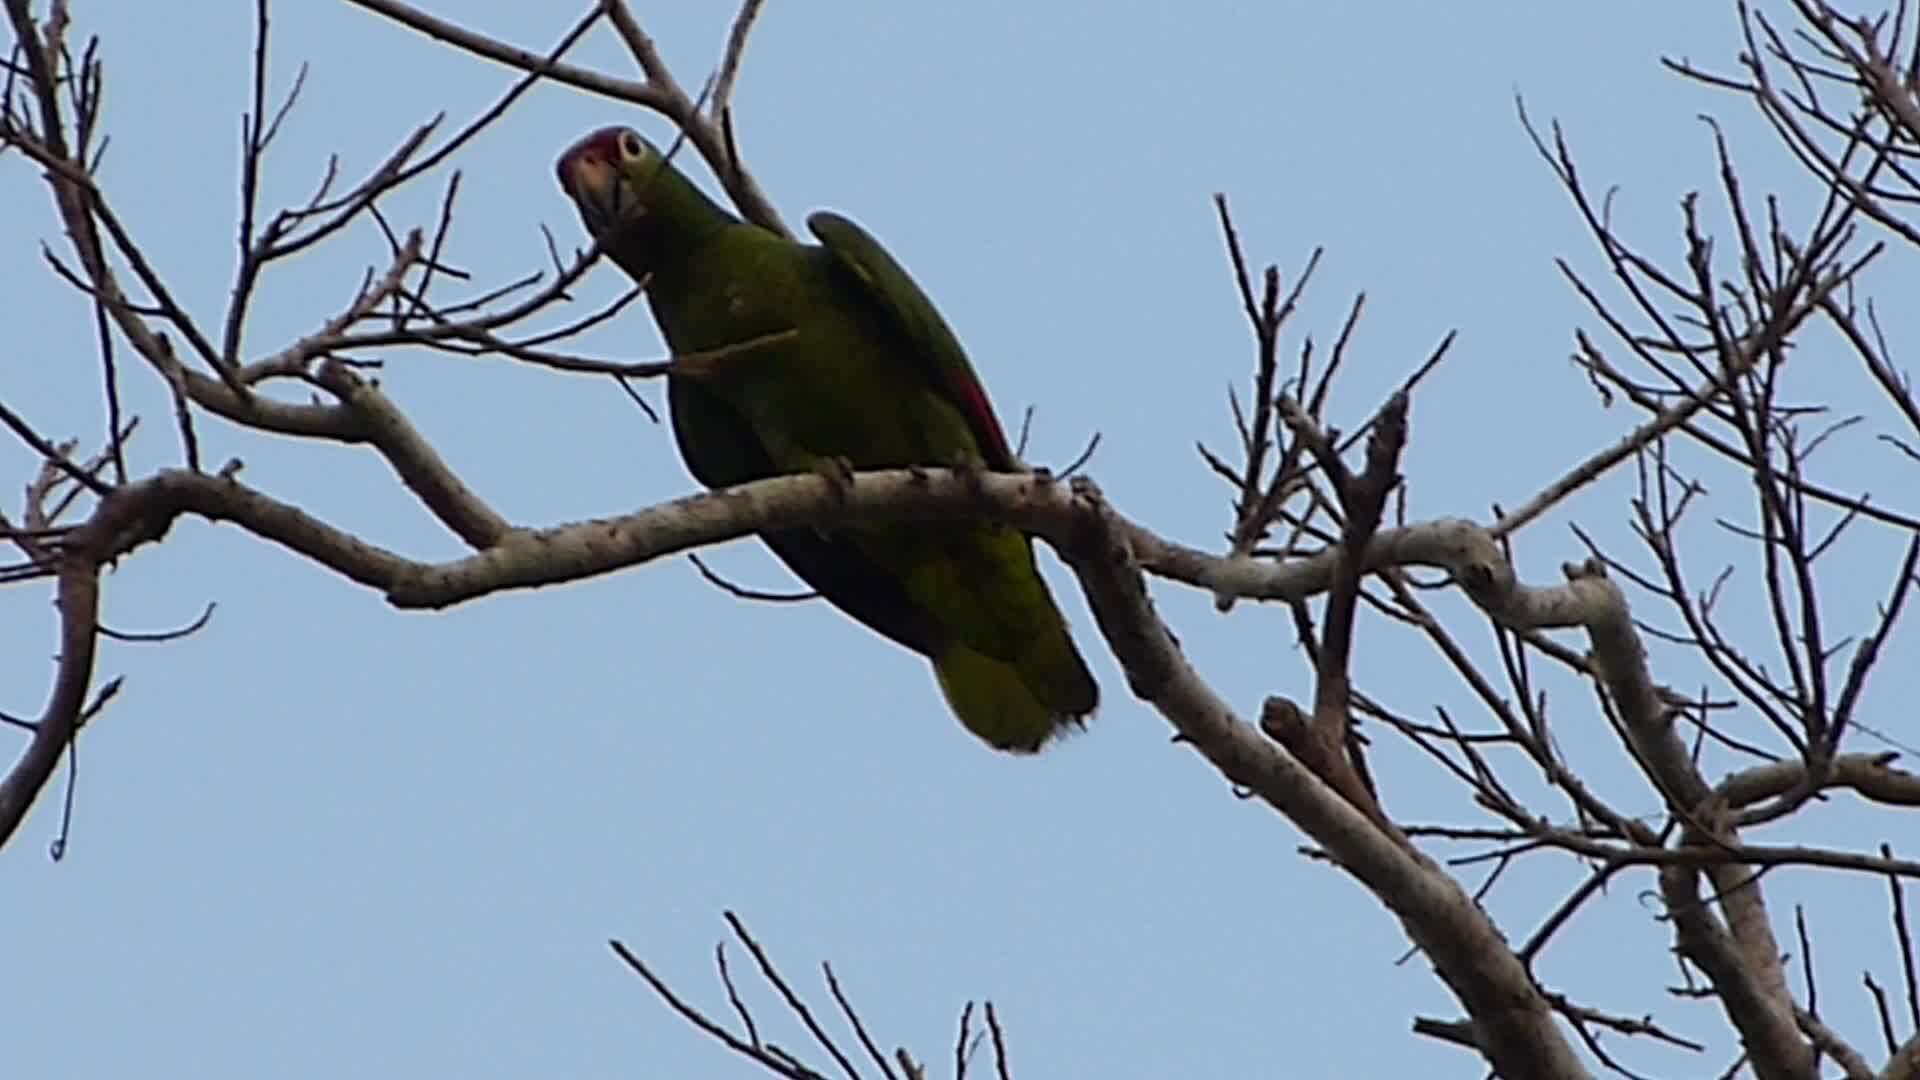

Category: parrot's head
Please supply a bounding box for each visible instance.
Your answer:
[555,125,670,239]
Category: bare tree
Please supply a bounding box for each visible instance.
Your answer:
[5,1,1919,1076]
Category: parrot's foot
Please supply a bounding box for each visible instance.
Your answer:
[956,458,995,511]
[906,463,932,486]
[811,455,857,500]
[952,455,988,495]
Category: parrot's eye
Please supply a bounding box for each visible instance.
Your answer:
[619,131,643,160]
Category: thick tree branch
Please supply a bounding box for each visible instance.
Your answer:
[1662,857,1816,1080]
[1050,481,1588,1078]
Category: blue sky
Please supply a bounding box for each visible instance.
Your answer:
[4,2,1916,1076]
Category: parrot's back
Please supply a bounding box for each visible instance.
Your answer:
[646,223,1099,751]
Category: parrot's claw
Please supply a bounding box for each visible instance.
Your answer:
[906,463,932,486]
[953,455,988,496]
[811,455,857,500]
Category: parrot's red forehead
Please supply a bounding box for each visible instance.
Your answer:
[554,127,628,190]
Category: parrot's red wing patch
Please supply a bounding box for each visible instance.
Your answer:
[949,376,1014,465]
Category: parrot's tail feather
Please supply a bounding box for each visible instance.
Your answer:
[933,631,1098,753]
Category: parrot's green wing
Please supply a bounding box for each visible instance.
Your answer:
[666,374,942,658]
[807,211,1019,472]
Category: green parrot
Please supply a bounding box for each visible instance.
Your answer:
[556,125,1098,752]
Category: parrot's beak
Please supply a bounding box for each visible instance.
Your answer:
[556,143,630,237]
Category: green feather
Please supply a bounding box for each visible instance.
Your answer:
[558,127,1098,751]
